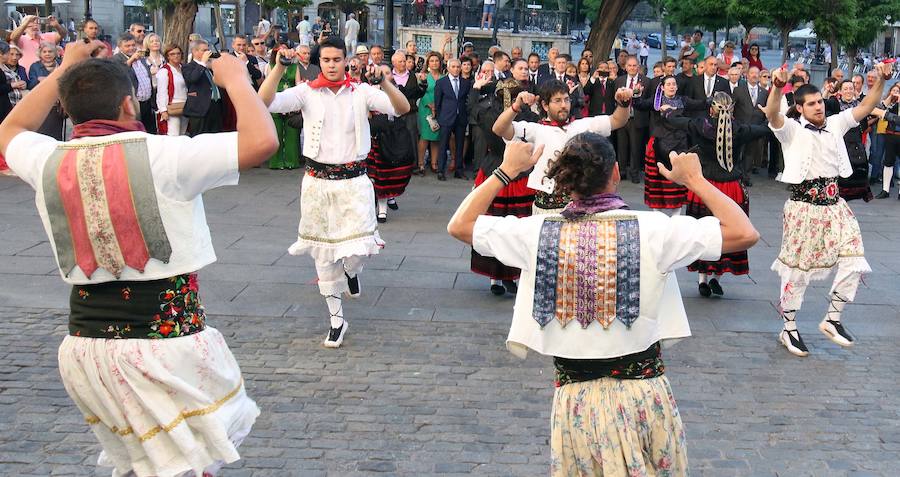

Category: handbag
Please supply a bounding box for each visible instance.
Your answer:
[426,113,440,132]
[877,118,889,134]
[167,101,185,117]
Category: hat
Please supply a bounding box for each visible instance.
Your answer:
[356,45,369,55]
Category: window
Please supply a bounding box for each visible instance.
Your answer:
[210,4,237,37]
[415,34,432,53]
[531,41,552,61]
[124,0,153,32]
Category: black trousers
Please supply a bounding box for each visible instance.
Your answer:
[139,99,157,135]
[616,120,646,179]
[187,100,223,137]
[768,134,783,177]
[438,119,466,174]
[883,134,900,168]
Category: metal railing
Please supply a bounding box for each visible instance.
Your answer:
[400,3,569,36]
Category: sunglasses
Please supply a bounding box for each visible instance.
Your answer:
[135,29,145,33]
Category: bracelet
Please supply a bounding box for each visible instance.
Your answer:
[492,167,512,186]
[616,99,631,108]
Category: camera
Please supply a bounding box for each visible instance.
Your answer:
[279,55,296,66]
[144,49,151,57]
[209,52,221,59]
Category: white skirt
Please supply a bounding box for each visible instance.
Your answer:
[289,174,384,263]
[58,327,259,477]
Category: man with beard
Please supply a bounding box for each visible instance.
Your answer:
[763,63,889,357]
[492,80,631,214]
[470,58,540,295]
[260,37,410,348]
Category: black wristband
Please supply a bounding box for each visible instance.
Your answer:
[492,167,512,186]
[616,99,631,108]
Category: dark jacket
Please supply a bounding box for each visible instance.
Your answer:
[395,75,427,115]
[614,73,650,127]
[181,60,217,118]
[674,72,696,99]
[434,74,472,127]
[732,82,768,124]
[232,52,262,87]
[581,76,615,116]
[0,70,13,122]
[664,113,770,181]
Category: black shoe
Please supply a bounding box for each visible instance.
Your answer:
[387,199,399,210]
[323,322,348,348]
[490,284,506,295]
[501,280,518,294]
[742,178,753,187]
[779,329,809,357]
[869,176,881,185]
[345,272,360,298]
[768,173,777,179]
[377,213,387,223]
[454,171,469,180]
[876,190,890,199]
[751,167,759,174]
[698,282,712,297]
[819,319,854,347]
[708,278,724,296]
[630,176,640,184]
[438,173,447,181]
[416,167,426,176]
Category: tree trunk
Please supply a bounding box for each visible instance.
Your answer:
[780,26,790,64]
[847,47,858,74]
[585,0,639,59]
[830,36,839,71]
[660,21,667,59]
[164,0,198,54]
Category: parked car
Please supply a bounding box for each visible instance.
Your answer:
[647,33,677,49]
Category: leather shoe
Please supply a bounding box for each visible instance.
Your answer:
[630,176,640,184]
[454,171,469,180]
[876,190,889,199]
[742,178,753,187]
[437,173,447,181]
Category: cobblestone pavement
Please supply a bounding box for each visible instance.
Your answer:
[1,169,899,476]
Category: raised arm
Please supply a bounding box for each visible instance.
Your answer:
[259,49,290,106]
[448,142,544,244]
[208,54,278,169]
[374,66,410,115]
[659,151,759,254]
[8,15,33,43]
[48,16,67,39]
[853,62,890,123]
[492,90,535,140]
[608,87,634,131]
[764,67,787,129]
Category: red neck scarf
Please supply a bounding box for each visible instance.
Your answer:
[308,73,357,90]
[539,117,575,128]
[71,119,146,139]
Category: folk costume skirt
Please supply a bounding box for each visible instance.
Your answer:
[289,171,384,264]
[367,139,413,200]
[771,198,870,284]
[643,137,687,210]
[58,328,259,477]
[470,170,535,280]
[550,376,688,477]
[686,179,750,276]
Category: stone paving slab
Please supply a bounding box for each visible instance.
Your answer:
[1,168,899,475]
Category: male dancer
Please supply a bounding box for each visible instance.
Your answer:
[259,37,410,348]
[492,79,631,214]
[763,62,890,357]
[0,41,277,475]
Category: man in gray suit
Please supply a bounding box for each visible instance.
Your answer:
[732,66,768,184]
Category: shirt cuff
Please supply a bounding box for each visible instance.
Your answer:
[696,216,723,262]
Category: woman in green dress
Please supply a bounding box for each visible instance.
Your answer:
[417,51,443,173]
[268,45,301,169]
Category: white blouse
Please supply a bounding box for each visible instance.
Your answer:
[155,65,188,113]
[473,210,723,360]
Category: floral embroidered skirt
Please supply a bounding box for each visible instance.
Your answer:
[550,375,688,477]
[771,198,871,284]
[289,173,384,264]
[58,327,259,477]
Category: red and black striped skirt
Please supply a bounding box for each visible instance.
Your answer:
[366,139,413,200]
[470,170,535,280]
[685,179,750,276]
[644,137,687,209]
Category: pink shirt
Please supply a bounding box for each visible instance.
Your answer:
[16,31,60,72]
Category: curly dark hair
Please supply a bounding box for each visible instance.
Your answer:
[545,132,618,198]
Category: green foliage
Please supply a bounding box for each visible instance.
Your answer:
[582,0,601,20]
[663,0,726,31]
[838,0,900,50]
[727,0,771,31]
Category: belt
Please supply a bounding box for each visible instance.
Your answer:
[69,273,206,339]
[554,342,665,386]
[789,177,840,205]
[306,158,367,180]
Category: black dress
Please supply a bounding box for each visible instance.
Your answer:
[826,98,873,202]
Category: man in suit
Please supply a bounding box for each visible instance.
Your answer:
[231,35,262,88]
[614,55,649,182]
[112,32,156,133]
[434,58,472,180]
[492,51,510,80]
[582,60,615,116]
[526,52,541,86]
[732,66,768,184]
[182,39,224,136]
[540,53,584,117]
[536,47,559,81]
[691,55,730,116]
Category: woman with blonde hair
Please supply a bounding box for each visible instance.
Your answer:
[155,43,188,136]
[143,33,164,106]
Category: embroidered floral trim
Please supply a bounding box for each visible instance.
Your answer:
[306,160,367,180]
[789,177,840,205]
